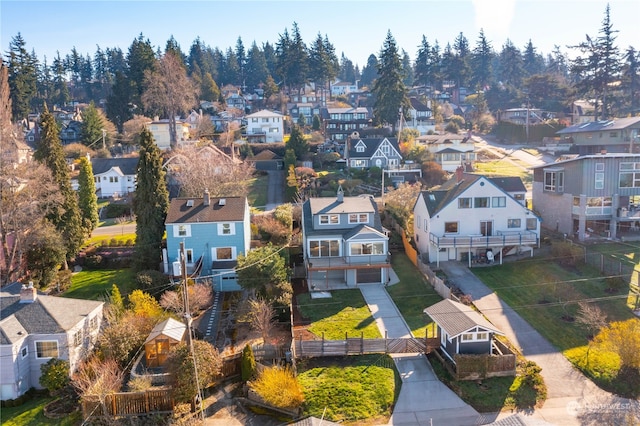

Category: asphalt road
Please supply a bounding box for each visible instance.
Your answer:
[91,222,136,237]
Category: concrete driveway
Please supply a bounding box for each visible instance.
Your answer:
[359,284,483,425]
[438,261,640,425]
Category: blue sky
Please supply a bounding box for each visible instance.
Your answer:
[1,0,638,67]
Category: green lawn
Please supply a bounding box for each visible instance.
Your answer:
[1,396,81,426]
[65,268,137,300]
[386,253,442,337]
[297,355,399,423]
[83,233,136,248]
[247,173,269,210]
[474,160,532,186]
[471,257,638,395]
[296,289,382,339]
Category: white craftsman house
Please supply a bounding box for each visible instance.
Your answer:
[413,171,540,266]
[91,157,138,198]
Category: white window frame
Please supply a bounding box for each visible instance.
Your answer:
[458,198,472,209]
[492,196,506,208]
[73,330,82,346]
[308,239,341,257]
[348,213,368,224]
[175,224,191,238]
[350,241,385,256]
[507,218,521,228]
[35,341,59,359]
[319,214,340,225]
[218,223,236,235]
[474,197,490,208]
[21,347,28,358]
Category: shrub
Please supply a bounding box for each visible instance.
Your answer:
[249,366,304,410]
[39,359,70,395]
[128,375,153,392]
[241,344,257,382]
[445,121,460,133]
[52,269,73,293]
[125,239,134,246]
[273,204,293,229]
[104,203,132,219]
[168,341,222,403]
[84,254,104,269]
[253,215,290,245]
[136,269,169,289]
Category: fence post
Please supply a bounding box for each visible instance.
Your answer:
[322,332,325,355]
[385,330,388,353]
[145,391,149,414]
[111,394,116,417]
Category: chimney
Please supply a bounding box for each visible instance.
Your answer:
[203,189,210,206]
[337,185,344,203]
[20,281,37,304]
[456,166,464,183]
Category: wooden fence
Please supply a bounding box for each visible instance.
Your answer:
[430,348,516,381]
[81,388,173,419]
[293,333,439,358]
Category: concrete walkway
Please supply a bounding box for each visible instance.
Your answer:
[359,283,484,425]
[439,261,640,425]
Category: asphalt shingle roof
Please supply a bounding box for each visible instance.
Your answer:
[302,195,383,237]
[424,299,503,338]
[165,196,247,224]
[144,317,186,344]
[347,137,399,159]
[556,117,640,135]
[91,157,138,175]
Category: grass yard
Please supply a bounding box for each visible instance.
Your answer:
[83,233,136,248]
[474,159,532,186]
[297,355,400,424]
[428,354,546,412]
[1,396,81,426]
[471,256,638,395]
[386,253,442,337]
[64,268,137,300]
[296,289,382,339]
[247,173,269,210]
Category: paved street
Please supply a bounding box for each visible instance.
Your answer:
[91,222,136,237]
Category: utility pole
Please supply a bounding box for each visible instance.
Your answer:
[180,242,204,420]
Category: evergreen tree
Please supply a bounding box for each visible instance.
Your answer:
[308,33,339,102]
[200,72,221,102]
[451,32,471,88]
[235,37,246,86]
[372,31,409,132]
[52,52,70,107]
[78,156,99,233]
[497,39,524,87]
[522,40,544,77]
[286,125,308,160]
[312,114,321,131]
[401,49,414,87]
[165,35,186,66]
[621,47,639,115]
[339,53,356,83]
[81,101,105,147]
[262,41,277,78]
[222,47,240,86]
[133,128,169,271]
[569,4,621,119]
[288,23,309,92]
[470,29,493,91]
[126,34,157,114]
[34,106,84,261]
[414,36,431,87]
[360,54,379,88]
[245,41,269,91]
[106,71,132,133]
[5,33,38,124]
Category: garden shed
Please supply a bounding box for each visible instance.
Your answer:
[144,317,186,368]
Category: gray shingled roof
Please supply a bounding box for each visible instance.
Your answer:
[303,195,383,237]
[556,117,640,135]
[423,299,503,338]
[347,137,399,159]
[0,284,103,345]
[165,196,247,224]
[91,157,138,175]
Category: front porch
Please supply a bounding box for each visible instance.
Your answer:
[306,263,398,292]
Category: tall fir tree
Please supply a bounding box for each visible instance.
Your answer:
[372,31,409,132]
[5,33,38,124]
[133,128,169,271]
[470,29,493,91]
[81,101,106,147]
[33,106,84,263]
[78,156,99,233]
[286,125,308,160]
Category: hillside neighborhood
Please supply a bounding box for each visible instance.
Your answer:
[2,5,640,426]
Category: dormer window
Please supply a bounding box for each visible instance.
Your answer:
[349,213,368,224]
[319,214,339,225]
[356,145,365,153]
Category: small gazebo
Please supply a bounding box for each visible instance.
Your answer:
[144,318,186,368]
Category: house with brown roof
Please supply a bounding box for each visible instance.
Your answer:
[164,192,250,291]
[0,283,103,400]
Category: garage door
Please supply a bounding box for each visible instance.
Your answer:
[357,268,381,284]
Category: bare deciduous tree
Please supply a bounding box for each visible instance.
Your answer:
[160,282,213,315]
[142,53,198,148]
[165,145,255,198]
[575,301,608,338]
[72,357,123,419]
[247,298,277,343]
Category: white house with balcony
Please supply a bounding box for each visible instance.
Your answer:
[413,172,540,266]
[244,110,284,143]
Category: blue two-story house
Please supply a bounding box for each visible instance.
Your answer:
[301,187,390,291]
[164,191,250,291]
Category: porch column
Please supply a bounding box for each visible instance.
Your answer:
[578,194,587,241]
[610,194,619,240]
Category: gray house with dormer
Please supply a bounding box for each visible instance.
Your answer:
[346,137,402,170]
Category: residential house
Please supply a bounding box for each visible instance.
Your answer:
[423,299,504,362]
[244,110,285,143]
[301,187,390,290]
[164,192,251,291]
[288,102,321,125]
[556,117,640,155]
[404,97,435,134]
[416,133,477,172]
[413,171,539,266]
[497,108,545,126]
[144,318,185,368]
[0,282,103,400]
[321,106,373,142]
[531,153,640,241]
[59,120,83,145]
[146,119,191,150]
[330,80,358,97]
[346,136,402,169]
[247,149,284,171]
[570,100,597,124]
[226,93,246,112]
[91,157,138,198]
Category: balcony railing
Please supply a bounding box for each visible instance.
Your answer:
[305,254,390,270]
[429,231,538,248]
